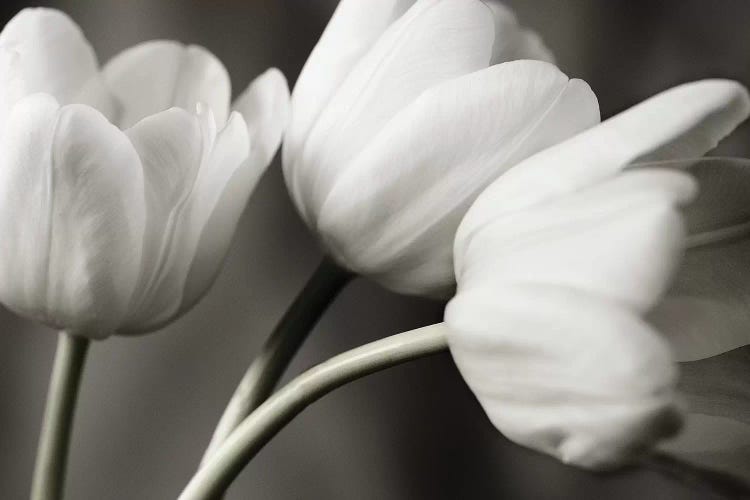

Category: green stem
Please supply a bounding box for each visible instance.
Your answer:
[181,323,449,500]
[201,256,352,463]
[31,331,90,500]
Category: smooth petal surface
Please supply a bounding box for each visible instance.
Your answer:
[0,95,145,337]
[122,107,249,332]
[0,8,99,103]
[448,171,696,468]
[287,0,495,223]
[284,0,413,169]
[122,107,203,330]
[317,60,599,295]
[646,158,750,360]
[456,169,696,308]
[233,67,290,168]
[456,80,750,244]
[103,40,231,128]
[486,1,555,64]
[446,285,681,469]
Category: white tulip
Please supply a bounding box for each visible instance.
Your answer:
[0,8,290,338]
[445,80,750,469]
[284,0,599,296]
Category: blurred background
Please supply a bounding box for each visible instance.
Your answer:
[0,1,749,498]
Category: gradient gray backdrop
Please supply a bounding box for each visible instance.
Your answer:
[1,1,749,498]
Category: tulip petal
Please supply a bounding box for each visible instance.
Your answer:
[0,8,99,104]
[102,40,231,128]
[284,0,413,169]
[0,95,145,337]
[233,67,290,168]
[317,60,598,295]
[645,158,750,360]
[456,169,695,312]
[457,80,750,242]
[122,107,203,330]
[123,107,249,332]
[486,1,555,64]
[288,0,495,223]
[445,284,681,469]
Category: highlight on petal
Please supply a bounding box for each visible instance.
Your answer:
[0,8,99,103]
[284,0,413,168]
[0,95,145,337]
[457,80,750,238]
[287,0,495,224]
[485,1,555,64]
[644,158,750,361]
[317,60,599,296]
[102,40,231,128]
[446,285,682,469]
[122,106,249,332]
[233,67,290,168]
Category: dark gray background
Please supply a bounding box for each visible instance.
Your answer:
[0,1,748,498]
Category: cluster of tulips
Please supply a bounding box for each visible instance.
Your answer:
[1,1,749,498]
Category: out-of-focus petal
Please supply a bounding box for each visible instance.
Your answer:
[0,8,99,103]
[645,158,750,360]
[284,0,413,169]
[102,40,231,128]
[486,1,555,64]
[446,285,681,469]
[456,169,695,311]
[457,80,750,242]
[288,0,495,223]
[317,60,598,295]
[233,67,289,168]
[0,95,145,337]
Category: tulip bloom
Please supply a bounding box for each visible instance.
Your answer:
[445,80,750,469]
[284,0,600,296]
[0,8,289,338]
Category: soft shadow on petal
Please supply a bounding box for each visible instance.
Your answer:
[456,170,695,311]
[644,158,750,360]
[446,285,681,470]
[318,60,598,295]
[0,95,145,338]
[290,0,495,224]
[123,108,249,332]
[122,107,203,330]
[456,80,750,243]
[284,0,413,168]
[233,67,290,168]
[102,40,231,129]
[0,8,99,104]
[485,1,555,64]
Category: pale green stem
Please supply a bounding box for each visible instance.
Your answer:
[201,257,352,464]
[31,331,90,500]
[181,323,449,500]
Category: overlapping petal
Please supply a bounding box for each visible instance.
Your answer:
[103,40,231,129]
[0,95,145,337]
[317,60,599,295]
[448,170,696,468]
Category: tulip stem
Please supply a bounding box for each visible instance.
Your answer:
[31,331,90,500]
[181,323,448,500]
[201,256,352,464]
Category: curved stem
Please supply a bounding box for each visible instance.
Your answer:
[182,323,449,500]
[201,257,352,463]
[31,331,90,500]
